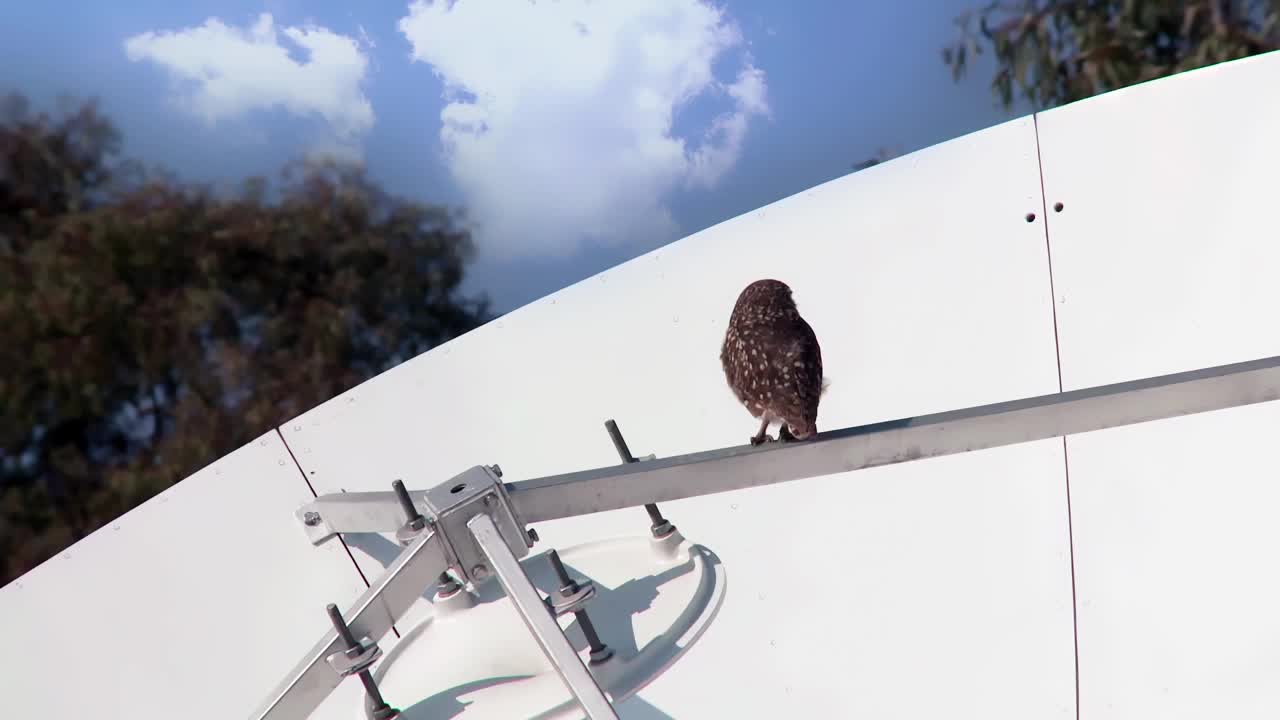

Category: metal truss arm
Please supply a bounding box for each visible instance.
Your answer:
[295,353,1280,532]
[509,354,1280,522]
[252,527,448,720]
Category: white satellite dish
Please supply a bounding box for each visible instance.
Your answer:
[6,49,1280,720]
[253,354,1280,718]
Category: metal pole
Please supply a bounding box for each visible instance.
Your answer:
[467,514,620,720]
[508,353,1280,523]
[294,353,1280,538]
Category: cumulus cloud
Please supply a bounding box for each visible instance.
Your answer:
[124,13,374,141]
[398,0,770,259]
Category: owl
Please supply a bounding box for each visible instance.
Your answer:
[720,279,826,445]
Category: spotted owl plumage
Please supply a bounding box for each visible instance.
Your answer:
[720,279,825,445]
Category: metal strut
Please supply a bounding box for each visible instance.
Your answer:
[468,514,620,720]
[297,352,1280,541]
[259,352,1280,719]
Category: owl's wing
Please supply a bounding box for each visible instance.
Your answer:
[720,326,755,405]
[783,317,824,412]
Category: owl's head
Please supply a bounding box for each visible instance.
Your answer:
[734,279,797,315]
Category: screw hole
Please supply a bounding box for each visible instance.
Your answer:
[450,483,467,494]
[1053,202,1064,212]
[1025,212,1036,222]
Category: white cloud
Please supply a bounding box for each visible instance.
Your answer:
[124,13,374,141]
[398,0,770,259]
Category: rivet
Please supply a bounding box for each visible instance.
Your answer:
[1025,212,1036,222]
[1054,201,1064,212]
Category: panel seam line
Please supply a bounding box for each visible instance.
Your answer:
[1033,111,1080,720]
[275,426,398,637]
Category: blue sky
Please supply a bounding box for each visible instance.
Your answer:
[1,0,1029,314]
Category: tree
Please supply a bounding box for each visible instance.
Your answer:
[944,0,1280,111]
[0,93,491,586]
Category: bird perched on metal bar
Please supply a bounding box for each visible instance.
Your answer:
[720,279,827,446]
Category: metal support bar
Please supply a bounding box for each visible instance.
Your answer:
[467,513,620,720]
[252,528,448,720]
[291,353,1280,536]
[510,353,1280,522]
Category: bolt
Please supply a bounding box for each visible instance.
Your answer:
[547,549,578,592]
[527,527,540,543]
[303,511,322,527]
[644,503,676,538]
[650,518,676,539]
[392,479,425,532]
[326,604,398,718]
[605,420,677,539]
[483,494,495,507]
[368,699,400,720]
[604,419,636,463]
[580,612,614,665]
[546,550,613,665]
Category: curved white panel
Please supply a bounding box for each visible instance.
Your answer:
[0,432,371,719]
[282,116,1072,718]
[1038,49,1280,719]
[1038,49,1280,390]
[1065,404,1280,720]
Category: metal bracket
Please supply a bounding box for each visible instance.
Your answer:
[419,464,531,587]
[256,467,575,719]
[324,638,381,678]
[546,578,597,617]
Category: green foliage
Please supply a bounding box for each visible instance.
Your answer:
[0,93,490,585]
[944,0,1280,110]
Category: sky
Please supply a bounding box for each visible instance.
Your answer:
[1,0,1029,314]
